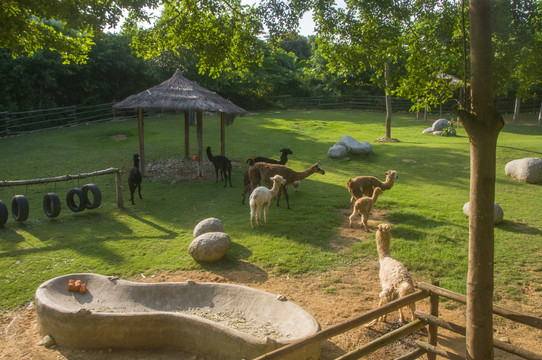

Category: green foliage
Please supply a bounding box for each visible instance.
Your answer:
[0,110,540,310]
[0,0,158,64]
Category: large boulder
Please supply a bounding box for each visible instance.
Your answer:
[339,136,373,156]
[189,232,231,262]
[193,217,224,238]
[463,202,504,225]
[328,143,349,159]
[505,158,542,184]
[432,118,450,132]
[422,127,434,134]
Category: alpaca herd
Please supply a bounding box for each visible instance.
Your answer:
[128,147,414,327]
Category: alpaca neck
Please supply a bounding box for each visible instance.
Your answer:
[269,181,282,196]
[279,153,288,164]
[381,176,395,190]
[206,148,213,160]
[377,244,391,261]
[371,191,380,203]
[133,159,139,168]
[292,165,318,182]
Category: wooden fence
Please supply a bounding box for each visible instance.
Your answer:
[254,282,542,360]
[1,96,540,138]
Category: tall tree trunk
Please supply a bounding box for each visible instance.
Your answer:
[384,62,392,138]
[513,96,521,124]
[459,0,505,358]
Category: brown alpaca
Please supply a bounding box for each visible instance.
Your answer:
[349,187,383,231]
[366,223,416,327]
[248,162,325,209]
[346,170,398,208]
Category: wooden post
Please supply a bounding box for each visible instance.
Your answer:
[197,111,203,177]
[115,170,124,208]
[137,108,145,177]
[427,280,440,360]
[220,112,226,156]
[184,111,190,159]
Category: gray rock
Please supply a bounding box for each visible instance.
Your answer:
[193,217,224,238]
[433,131,444,136]
[338,135,373,156]
[422,127,434,134]
[432,118,450,131]
[328,143,348,159]
[463,202,504,224]
[189,232,231,262]
[505,157,542,184]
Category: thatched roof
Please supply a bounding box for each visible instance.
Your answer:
[113,69,249,117]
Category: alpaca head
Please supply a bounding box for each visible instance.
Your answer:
[372,187,383,197]
[280,148,293,155]
[245,158,255,166]
[312,162,326,175]
[386,170,398,180]
[270,174,286,186]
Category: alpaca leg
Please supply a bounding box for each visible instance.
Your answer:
[256,204,262,225]
[276,187,282,207]
[215,167,219,182]
[348,209,357,227]
[283,187,291,209]
[138,184,142,200]
[263,201,271,223]
[227,166,232,187]
[250,205,256,228]
[361,214,368,231]
[409,303,417,322]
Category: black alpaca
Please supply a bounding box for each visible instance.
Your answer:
[206,146,232,187]
[252,148,293,165]
[128,154,142,204]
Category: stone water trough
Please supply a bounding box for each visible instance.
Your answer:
[36,273,321,360]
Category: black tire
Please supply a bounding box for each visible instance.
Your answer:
[0,200,8,227]
[43,193,61,218]
[82,184,102,210]
[12,195,29,222]
[66,188,87,212]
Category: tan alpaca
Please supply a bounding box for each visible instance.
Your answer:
[346,170,398,208]
[366,223,416,327]
[349,187,383,231]
[248,162,325,209]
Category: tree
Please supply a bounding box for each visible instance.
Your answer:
[129,0,265,77]
[0,0,158,64]
[458,0,504,357]
[312,0,416,140]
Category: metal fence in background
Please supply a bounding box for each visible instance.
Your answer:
[1,96,540,138]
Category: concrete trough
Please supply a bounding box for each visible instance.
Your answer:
[35,273,320,359]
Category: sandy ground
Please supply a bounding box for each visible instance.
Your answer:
[1,158,541,359]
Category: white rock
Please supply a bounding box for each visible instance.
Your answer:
[328,143,348,159]
[463,202,504,224]
[189,232,231,262]
[505,158,542,184]
[432,118,450,131]
[193,217,224,238]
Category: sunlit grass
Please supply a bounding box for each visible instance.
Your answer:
[0,110,540,309]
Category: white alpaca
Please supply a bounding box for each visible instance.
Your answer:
[366,223,416,327]
[249,175,287,227]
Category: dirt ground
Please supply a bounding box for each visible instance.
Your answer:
[1,157,541,359]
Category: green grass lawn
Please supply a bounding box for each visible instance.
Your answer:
[0,109,540,310]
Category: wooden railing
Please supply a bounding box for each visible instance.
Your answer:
[254,282,542,360]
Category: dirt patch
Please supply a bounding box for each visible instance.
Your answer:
[146,157,243,183]
[1,210,541,359]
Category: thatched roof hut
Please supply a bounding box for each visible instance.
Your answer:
[113,69,249,176]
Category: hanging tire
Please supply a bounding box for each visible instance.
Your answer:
[66,188,87,212]
[43,193,61,218]
[0,200,8,227]
[82,184,102,210]
[12,195,29,222]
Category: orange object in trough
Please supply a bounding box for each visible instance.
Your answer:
[68,279,76,291]
[79,283,87,294]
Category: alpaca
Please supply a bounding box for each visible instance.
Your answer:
[249,175,287,227]
[349,187,383,231]
[366,223,416,327]
[206,146,232,188]
[248,162,325,209]
[128,153,142,205]
[250,148,293,165]
[346,170,398,208]
[242,148,293,204]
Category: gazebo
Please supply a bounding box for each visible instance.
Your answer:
[113,69,249,176]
